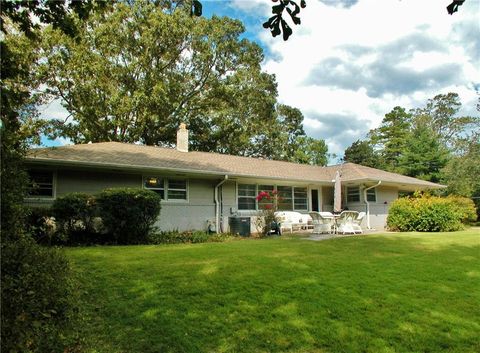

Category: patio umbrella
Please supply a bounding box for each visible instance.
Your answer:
[333,170,342,213]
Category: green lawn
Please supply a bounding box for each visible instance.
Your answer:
[66,229,480,353]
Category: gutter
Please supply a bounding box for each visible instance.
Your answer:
[214,175,229,233]
[364,181,381,229]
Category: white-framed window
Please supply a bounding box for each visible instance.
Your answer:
[293,187,308,210]
[238,184,256,210]
[144,176,187,201]
[366,188,377,202]
[27,170,55,198]
[237,183,309,211]
[277,185,293,210]
[347,186,360,203]
[144,177,165,198]
[167,179,187,200]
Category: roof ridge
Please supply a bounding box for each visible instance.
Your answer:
[35,141,333,171]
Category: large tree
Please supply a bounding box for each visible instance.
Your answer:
[442,133,480,196]
[368,106,412,173]
[1,4,106,352]
[39,1,327,164]
[347,92,478,182]
[398,123,450,183]
[413,93,479,148]
[342,139,381,168]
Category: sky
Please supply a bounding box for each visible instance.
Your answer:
[41,0,480,161]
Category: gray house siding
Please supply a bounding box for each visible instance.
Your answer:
[344,185,398,230]
[26,168,221,232]
[155,178,217,232]
[25,169,142,207]
[56,170,142,195]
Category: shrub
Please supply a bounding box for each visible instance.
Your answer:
[446,195,477,224]
[25,206,60,245]
[96,188,161,244]
[385,197,417,232]
[254,190,281,236]
[387,194,465,232]
[52,192,98,244]
[1,236,76,353]
[148,230,235,244]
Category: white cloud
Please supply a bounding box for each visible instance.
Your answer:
[227,0,270,13]
[38,99,69,121]
[240,0,480,160]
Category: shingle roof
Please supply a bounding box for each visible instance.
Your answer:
[26,142,444,189]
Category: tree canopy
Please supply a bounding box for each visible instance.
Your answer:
[343,92,479,185]
[35,0,327,165]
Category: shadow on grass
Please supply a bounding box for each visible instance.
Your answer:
[69,232,480,353]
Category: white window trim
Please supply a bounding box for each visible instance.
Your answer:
[25,170,57,201]
[236,183,257,211]
[166,179,189,202]
[293,186,308,211]
[143,176,189,203]
[346,186,361,203]
[366,187,377,203]
[236,183,310,212]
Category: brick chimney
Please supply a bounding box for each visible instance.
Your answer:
[176,123,188,152]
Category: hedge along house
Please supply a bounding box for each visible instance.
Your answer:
[25,124,444,232]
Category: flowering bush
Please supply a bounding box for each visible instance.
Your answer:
[254,190,280,236]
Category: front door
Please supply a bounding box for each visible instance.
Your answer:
[311,189,319,212]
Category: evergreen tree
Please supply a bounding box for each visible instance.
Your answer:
[398,123,449,183]
[342,139,381,168]
[368,106,412,173]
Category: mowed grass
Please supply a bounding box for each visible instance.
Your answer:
[66,229,480,353]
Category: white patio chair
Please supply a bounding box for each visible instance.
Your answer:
[336,211,362,234]
[355,212,366,228]
[309,212,335,234]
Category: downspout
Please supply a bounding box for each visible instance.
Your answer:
[364,181,382,229]
[214,175,229,233]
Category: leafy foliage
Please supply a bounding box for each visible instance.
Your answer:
[263,0,306,41]
[0,25,43,241]
[1,237,76,353]
[342,139,380,168]
[38,1,328,164]
[413,93,479,149]
[148,230,235,244]
[255,190,281,236]
[0,6,105,353]
[25,206,58,245]
[96,188,162,244]
[447,0,465,15]
[446,195,478,223]
[344,93,478,188]
[0,0,107,38]
[387,194,473,232]
[40,2,270,145]
[442,133,480,200]
[52,193,98,243]
[398,122,449,183]
[369,106,412,173]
